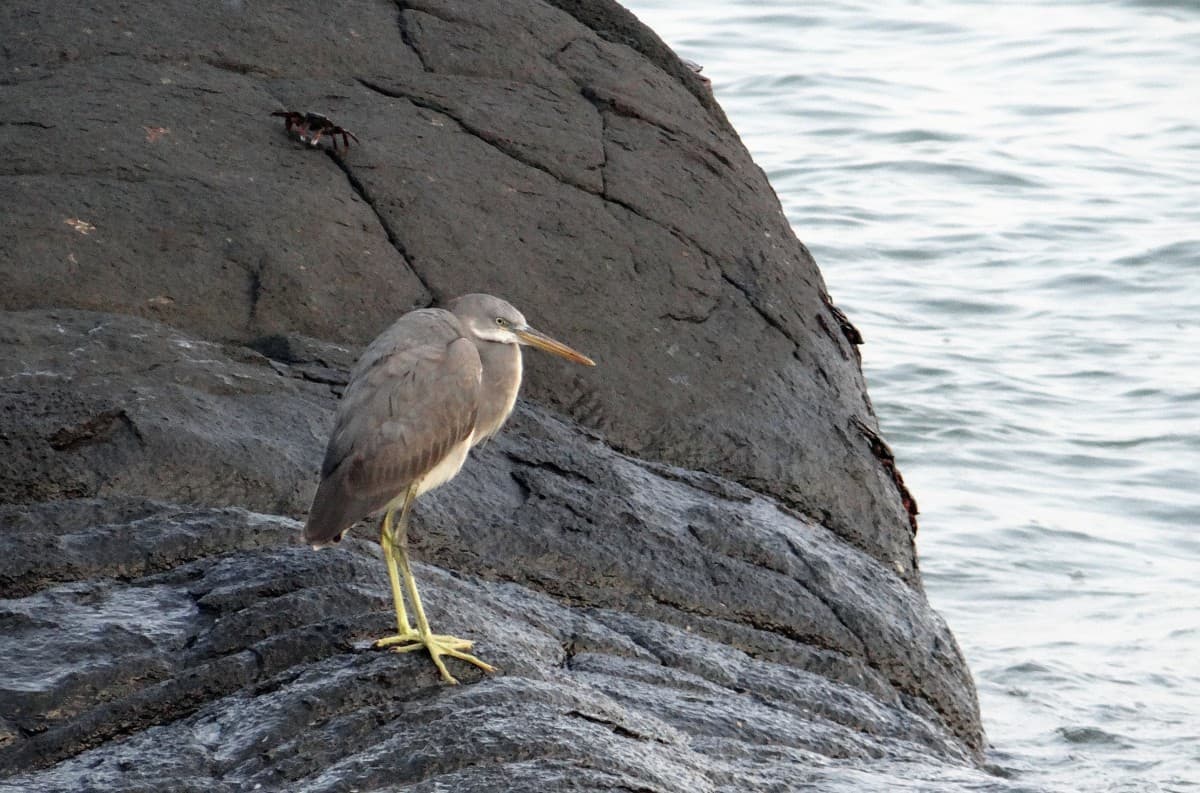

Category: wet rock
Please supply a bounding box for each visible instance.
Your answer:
[0,310,330,516]
[0,0,1004,789]
[0,494,980,791]
[0,313,1002,790]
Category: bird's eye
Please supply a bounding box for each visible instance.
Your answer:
[495,317,509,328]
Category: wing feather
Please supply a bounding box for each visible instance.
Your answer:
[303,311,482,545]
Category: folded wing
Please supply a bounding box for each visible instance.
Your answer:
[303,311,482,546]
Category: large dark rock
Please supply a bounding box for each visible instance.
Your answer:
[2,0,910,566]
[0,0,1010,790]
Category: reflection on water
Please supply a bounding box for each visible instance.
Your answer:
[626,0,1200,790]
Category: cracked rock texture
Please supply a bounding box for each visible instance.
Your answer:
[0,1,1011,791]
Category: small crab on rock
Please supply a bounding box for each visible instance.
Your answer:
[271,111,360,151]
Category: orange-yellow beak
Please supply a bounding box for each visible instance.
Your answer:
[515,326,596,367]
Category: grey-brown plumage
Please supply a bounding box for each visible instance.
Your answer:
[304,310,481,547]
[303,293,594,682]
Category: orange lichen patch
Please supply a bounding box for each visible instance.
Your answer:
[64,218,96,235]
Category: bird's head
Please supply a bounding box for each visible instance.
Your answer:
[449,293,595,366]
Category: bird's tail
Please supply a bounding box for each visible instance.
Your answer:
[302,472,374,549]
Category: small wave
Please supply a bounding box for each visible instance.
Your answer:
[1005,103,1085,117]
[1035,272,1155,294]
[1118,0,1200,16]
[841,158,1047,188]
[1068,432,1194,450]
[912,296,1021,316]
[1056,725,1133,747]
[1114,239,1200,267]
[871,128,967,144]
[727,12,824,29]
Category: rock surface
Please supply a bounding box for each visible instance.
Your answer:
[0,0,1015,791]
[1,0,912,567]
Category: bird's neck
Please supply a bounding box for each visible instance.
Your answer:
[473,340,522,443]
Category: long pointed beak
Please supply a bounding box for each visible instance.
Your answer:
[515,325,596,366]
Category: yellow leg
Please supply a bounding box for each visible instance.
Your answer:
[371,484,495,683]
[393,539,496,683]
[378,506,415,637]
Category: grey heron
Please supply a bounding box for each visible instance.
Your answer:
[303,294,595,683]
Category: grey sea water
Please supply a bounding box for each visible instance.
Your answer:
[624,1,1200,790]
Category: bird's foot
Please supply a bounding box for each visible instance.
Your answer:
[372,632,496,684]
[373,631,471,651]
